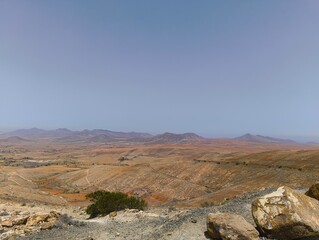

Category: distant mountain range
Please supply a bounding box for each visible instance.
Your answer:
[138,132,204,145]
[0,128,203,145]
[0,129,305,145]
[234,133,297,145]
[0,128,148,145]
[55,129,153,143]
[0,128,74,139]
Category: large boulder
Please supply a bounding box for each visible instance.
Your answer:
[305,183,319,201]
[252,186,319,239]
[207,212,259,240]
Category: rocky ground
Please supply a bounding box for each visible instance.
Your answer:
[12,188,278,240]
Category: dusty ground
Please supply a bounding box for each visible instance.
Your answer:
[16,188,277,240]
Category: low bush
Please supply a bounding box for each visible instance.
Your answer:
[85,190,147,218]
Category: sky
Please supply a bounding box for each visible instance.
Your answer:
[1,0,319,140]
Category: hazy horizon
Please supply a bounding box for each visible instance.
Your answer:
[0,126,318,143]
[1,1,319,140]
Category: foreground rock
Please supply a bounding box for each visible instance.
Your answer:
[0,210,62,239]
[252,186,319,239]
[207,212,259,240]
[305,183,319,201]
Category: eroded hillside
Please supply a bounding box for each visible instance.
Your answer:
[0,139,318,208]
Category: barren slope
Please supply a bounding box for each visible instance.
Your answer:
[0,140,317,208]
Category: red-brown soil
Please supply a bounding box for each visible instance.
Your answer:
[0,139,318,208]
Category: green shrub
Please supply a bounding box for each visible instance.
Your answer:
[85,190,147,218]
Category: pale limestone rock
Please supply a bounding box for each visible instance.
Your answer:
[207,212,259,240]
[252,186,319,239]
[0,210,61,239]
[26,213,49,226]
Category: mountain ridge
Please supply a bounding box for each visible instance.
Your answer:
[234,133,297,145]
[0,129,302,145]
[0,128,152,140]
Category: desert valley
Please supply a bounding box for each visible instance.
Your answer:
[0,128,319,239]
[2,1,319,238]
[0,128,318,208]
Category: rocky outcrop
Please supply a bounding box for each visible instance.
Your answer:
[26,213,49,226]
[207,212,259,240]
[305,182,319,201]
[1,215,29,227]
[252,186,319,239]
[0,210,62,239]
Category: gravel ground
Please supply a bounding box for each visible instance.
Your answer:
[17,188,277,240]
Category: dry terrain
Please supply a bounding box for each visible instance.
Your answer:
[1,130,319,239]
[0,131,318,209]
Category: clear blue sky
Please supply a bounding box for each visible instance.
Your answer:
[1,0,319,140]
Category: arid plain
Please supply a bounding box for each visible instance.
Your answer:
[0,128,318,209]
